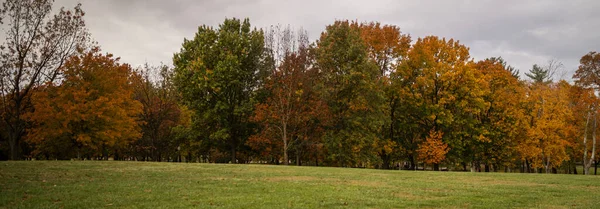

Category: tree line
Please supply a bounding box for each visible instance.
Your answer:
[1,0,599,175]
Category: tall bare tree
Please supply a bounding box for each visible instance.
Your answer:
[0,0,89,160]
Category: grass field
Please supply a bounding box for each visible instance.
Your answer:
[1,161,599,208]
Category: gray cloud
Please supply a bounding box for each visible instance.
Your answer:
[51,0,600,81]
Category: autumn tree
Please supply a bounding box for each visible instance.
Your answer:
[573,51,600,175]
[567,84,598,175]
[574,52,600,90]
[352,22,411,76]
[474,58,527,172]
[394,36,486,170]
[248,26,329,165]
[352,21,411,169]
[0,0,89,160]
[26,48,142,159]
[417,130,450,171]
[485,57,520,79]
[315,20,385,167]
[520,81,573,173]
[173,18,268,163]
[132,64,181,161]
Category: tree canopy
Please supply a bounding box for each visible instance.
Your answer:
[2,0,599,176]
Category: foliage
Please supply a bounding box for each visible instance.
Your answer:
[394,36,486,169]
[525,64,552,84]
[0,0,89,160]
[572,51,600,174]
[172,18,267,163]
[473,58,526,170]
[131,64,181,161]
[315,20,385,167]
[248,26,330,165]
[0,9,597,175]
[417,130,449,165]
[25,48,142,159]
[520,81,573,172]
[353,21,411,169]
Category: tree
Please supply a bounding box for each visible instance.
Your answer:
[132,64,181,161]
[173,18,267,163]
[484,57,520,79]
[26,48,142,159]
[0,0,89,160]
[573,51,600,175]
[520,81,573,173]
[573,52,600,90]
[352,21,411,169]
[316,20,385,167]
[248,26,330,165]
[394,36,486,171]
[352,22,411,77]
[474,58,527,172]
[568,84,598,175]
[417,130,449,170]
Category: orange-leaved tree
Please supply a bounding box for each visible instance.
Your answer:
[572,51,600,174]
[26,48,142,159]
[567,84,598,174]
[417,130,450,170]
[394,36,486,170]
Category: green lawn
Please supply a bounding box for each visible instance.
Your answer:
[1,161,599,208]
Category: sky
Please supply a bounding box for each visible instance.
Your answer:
[50,0,600,81]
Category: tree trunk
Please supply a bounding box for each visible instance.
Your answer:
[6,97,25,161]
[283,122,288,165]
[8,132,19,160]
[296,146,301,166]
[230,140,236,164]
[409,155,416,170]
[381,150,390,169]
[433,163,440,171]
[584,110,592,174]
[545,156,551,174]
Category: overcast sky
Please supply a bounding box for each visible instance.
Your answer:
[52,0,600,81]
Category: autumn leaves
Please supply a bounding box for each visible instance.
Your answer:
[26,48,142,159]
[1,0,598,174]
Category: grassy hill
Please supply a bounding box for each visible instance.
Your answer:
[1,161,599,208]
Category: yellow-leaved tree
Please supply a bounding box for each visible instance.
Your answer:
[520,81,573,173]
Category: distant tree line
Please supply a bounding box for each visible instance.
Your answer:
[1,0,599,175]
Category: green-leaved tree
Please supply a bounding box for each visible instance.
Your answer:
[173,18,268,163]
